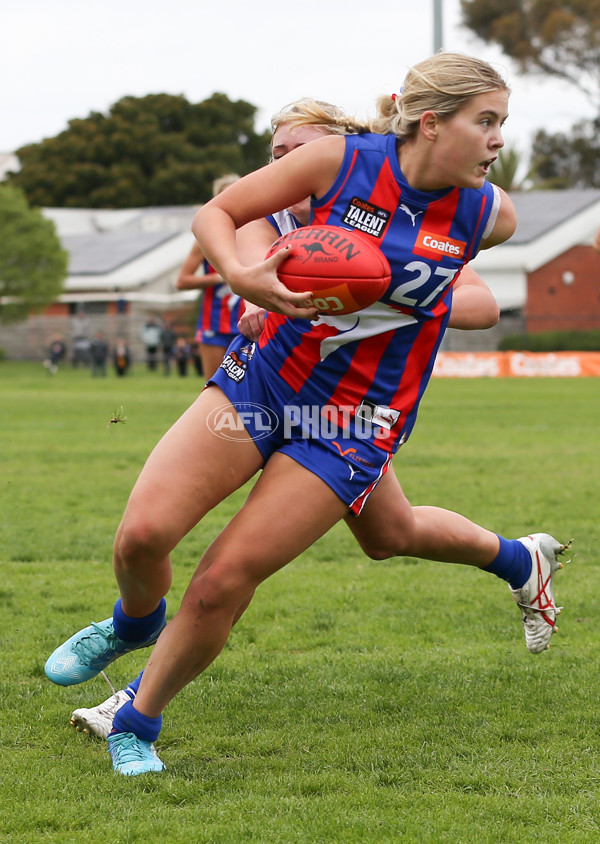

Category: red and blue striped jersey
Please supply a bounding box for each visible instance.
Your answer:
[196,259,243,339]
[257,133,501,453]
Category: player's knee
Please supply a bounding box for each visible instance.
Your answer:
[481,306,500,329]
[186,562,254,617]
[369,546,394,561]
[359,533,412,560]
[114,515,168,565]
[361,541,396,561]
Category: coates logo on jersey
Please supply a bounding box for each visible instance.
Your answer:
[414,230,466,261]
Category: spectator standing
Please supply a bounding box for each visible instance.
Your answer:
[140,318,162,371]
[113,338,131,377]
[43,334,66,375]
[90,332,109,377]
[71,307,91,368]
[190,341,203,377]
[160,321,177,376]
[173,337,190,377]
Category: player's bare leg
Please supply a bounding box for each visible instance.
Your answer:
[346,469,500,564]
[199,344,228,382]
[112,384,264,615]
[346,468,569,653]
[119,453,349,720]
[45,386,265,686]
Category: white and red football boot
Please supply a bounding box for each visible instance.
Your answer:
[510,533,571,654]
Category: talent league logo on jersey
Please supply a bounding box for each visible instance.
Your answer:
[220,350,247,383]
[414,229,467,261]
[341,197,391,238]
[219,343,255,382]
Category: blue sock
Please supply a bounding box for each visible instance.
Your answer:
[485,536,532,590]
[123,671,144,700]
[112,598,166,643]
[111,699,162,742]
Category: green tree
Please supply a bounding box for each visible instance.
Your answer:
[8,93,271,209]
[461,0,600,188]
[529,117,600,188]
[460,0,600,105]
[0,185,68,323]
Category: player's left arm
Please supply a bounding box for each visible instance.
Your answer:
[448,265,499,330]
[446,187,514,328]
[448,187,513,329]
[479,187,516,249]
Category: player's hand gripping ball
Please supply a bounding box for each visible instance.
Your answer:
[266,225,391,315]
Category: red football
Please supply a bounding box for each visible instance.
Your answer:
[265,225,391,315]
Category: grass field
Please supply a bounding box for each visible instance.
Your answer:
[1,362,599,843]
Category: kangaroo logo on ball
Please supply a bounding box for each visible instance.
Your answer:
[266,224,391,316]
[300,243,336,262]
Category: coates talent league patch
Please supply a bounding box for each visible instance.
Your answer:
[341,197,391,238]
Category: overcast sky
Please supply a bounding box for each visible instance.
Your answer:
[3,0,595,157]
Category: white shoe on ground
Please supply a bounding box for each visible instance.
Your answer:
[70,689,131,739]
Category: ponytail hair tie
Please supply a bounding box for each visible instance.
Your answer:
[391,93,398,101]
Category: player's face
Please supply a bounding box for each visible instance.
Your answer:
[271,124,329,223]
[271,123,329,160]
[434,89,508,189]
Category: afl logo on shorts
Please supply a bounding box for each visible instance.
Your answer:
[207,402,279,442]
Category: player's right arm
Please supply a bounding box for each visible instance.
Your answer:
[479,187,516,249]
[235,218,276,339]
[192,135,344,317]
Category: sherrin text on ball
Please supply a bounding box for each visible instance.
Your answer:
[266,225,391,315]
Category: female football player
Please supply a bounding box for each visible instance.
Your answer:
[46,56,567,775]
[67,96,520,746]
[176,173,242,380]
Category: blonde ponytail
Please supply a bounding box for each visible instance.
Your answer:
[369,52,509,139]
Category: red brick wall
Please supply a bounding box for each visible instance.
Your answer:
[43,302,70,316]
[527,246,600,332]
